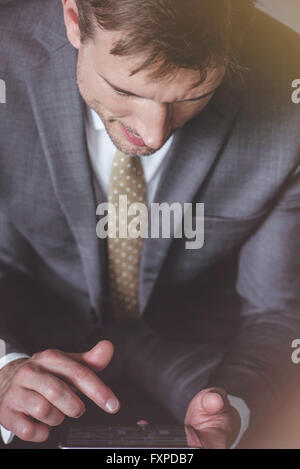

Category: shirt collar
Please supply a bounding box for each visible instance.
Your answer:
[88,106,105,131]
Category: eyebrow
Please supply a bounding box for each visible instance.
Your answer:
[97,72,219,103]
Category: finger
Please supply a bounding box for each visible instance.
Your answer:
[32,350,120,414]
[16,362,86,419]
[14,388,65,427]
[202,392,225,415]
[199,387,231,415]
[2,408,50,443]
[195,427,228,449]
[70,340,114,373]
[184,425,203,448]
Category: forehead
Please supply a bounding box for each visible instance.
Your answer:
[87,28,224,102]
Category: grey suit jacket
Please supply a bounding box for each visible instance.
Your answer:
[0,0,300,427]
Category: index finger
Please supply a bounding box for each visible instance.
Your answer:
[33,350,120,414]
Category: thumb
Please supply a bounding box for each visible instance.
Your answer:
[202,391,225,415]
[70,340,114,372]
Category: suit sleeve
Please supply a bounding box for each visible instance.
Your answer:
[0,215,75,355]
[0,214,37,355]
[205,163,300,426]
[0,270,44,355]
[126,164,300,430]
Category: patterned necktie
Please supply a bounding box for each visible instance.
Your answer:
[107,151,147,322]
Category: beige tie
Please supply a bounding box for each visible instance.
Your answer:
[107,151,147,322]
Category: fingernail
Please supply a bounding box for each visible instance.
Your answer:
[205,392,224,413]
[106,398,120,413]
[74,409,85,419]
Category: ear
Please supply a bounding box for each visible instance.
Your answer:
[61,0,81,49]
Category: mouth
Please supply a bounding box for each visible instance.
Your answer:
[120,123,146,147]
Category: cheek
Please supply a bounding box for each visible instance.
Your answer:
[100,95,133,117]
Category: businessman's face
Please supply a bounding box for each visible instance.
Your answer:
[65,10,225,156]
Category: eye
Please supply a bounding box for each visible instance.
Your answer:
[115,90,132,98]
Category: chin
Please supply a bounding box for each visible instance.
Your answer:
[116,143,157,158]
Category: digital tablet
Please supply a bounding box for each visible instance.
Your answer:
[59,424,202,449]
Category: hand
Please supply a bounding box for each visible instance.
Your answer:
[0,340,120,443]
[184,387,241,449]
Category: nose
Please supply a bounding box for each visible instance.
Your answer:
[134,101,172,150]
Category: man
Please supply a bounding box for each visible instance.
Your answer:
[0,0,299,449]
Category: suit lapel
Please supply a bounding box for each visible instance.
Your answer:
[25,43,105,315]
[140,83,241,313]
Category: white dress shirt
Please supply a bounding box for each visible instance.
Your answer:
[0,106,249,447]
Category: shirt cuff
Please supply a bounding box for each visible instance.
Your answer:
[228,394,250,449]
[0,353,30,445]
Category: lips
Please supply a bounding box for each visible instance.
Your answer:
[120,124,146,147]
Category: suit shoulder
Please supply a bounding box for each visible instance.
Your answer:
[0,0,67,74]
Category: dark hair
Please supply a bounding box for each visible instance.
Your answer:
[75,0,256,83]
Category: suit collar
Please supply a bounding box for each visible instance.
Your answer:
[33,0,69,53]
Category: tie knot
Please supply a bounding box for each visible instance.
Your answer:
[113,151,144,179]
